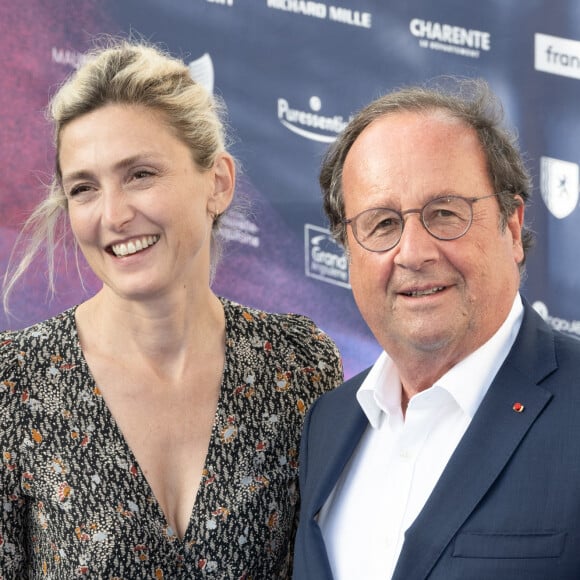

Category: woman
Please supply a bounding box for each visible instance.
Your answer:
[0,39,342,578]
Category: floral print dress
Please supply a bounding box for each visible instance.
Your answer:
[0,298,343,579]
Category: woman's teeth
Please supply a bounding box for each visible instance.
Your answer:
[111,235,159,257]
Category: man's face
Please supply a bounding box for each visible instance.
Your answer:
[342,111,524,368]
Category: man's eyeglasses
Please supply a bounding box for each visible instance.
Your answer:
[343,193,504,253]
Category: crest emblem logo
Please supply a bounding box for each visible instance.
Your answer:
[540,156,579,219]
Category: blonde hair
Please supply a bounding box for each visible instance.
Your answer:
[3,38,235,313]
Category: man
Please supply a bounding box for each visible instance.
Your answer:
[293,79,580,580]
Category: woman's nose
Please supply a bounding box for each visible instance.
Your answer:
[101,188,135,230]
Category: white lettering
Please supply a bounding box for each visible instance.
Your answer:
[278,98,348,137]
[51,47,88,69]
[220,227,260,247]
[410,18,490,51]
[547,314,580,337]
[312,247,348,270]
[428,40,480,59]
[266,0,327,18]
[328,7,372,28]
[532,301,580,337]
[305,226,351,288]
[309,261,349,281]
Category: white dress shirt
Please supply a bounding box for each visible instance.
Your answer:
[318,295,524,580]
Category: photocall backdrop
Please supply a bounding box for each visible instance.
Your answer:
[1,0,579,378]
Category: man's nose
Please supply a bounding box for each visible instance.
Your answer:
[393,212,439,269]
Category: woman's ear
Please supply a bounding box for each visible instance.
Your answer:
[209,152,235,215]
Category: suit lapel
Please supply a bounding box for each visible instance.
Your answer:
[392,305,557,580]
[306,372,370,516]
[296,372,370,580]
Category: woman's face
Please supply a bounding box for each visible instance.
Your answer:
[59,103,234,302]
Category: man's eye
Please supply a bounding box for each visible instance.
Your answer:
[133,170,155,179]
[370,218,399,234]
[434,209,458,218]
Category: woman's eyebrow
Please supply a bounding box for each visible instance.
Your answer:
[61,153,160,185]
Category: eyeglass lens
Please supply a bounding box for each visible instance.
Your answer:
[352,196,474,252]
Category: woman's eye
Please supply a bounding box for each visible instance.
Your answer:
[68,184,91,197]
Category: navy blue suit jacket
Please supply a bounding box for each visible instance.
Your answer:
[293,303,580,579]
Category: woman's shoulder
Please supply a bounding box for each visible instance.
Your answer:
[222,296,330,335]
[0,308,77,373]
[220,296,343,368]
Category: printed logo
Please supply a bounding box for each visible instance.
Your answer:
[409,18,491,59]
[540,156,579,219]
[266,1,372,28]
[278,96,348,143]
[533,301,580,338]
[206,0,234,6]
[52,47,88,69]
[305,224,350,288]
[219,210,260,248]
[188,53,215,93]
[535,33,580,80]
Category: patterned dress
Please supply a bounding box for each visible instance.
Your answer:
[0,298,343,579]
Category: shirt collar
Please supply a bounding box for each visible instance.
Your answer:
[357,294,524,429]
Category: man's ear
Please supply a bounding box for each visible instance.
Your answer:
[209,152,235,215]
[508,194,525,264]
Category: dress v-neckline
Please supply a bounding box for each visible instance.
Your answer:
[69,304,230,543]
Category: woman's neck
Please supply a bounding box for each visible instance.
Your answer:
[75,287,226,380]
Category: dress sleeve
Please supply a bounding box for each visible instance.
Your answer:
[287,313,344,395]
[1,336,29,576]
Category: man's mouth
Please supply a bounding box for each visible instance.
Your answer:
[110,235,160,257]
[402,286,446,297]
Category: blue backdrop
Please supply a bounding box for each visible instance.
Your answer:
[1,0,579,378]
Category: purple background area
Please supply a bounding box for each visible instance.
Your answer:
[1,0,579,379]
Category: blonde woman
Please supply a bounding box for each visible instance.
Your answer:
[0,39,342,578]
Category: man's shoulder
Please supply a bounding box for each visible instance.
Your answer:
[517,302,580,368]
[552,326,580,356]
